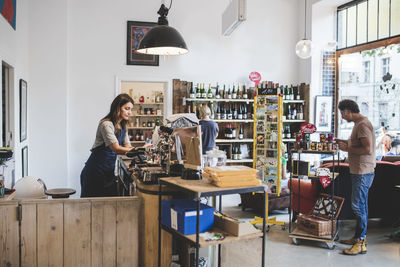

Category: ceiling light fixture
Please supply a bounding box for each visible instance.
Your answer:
[136,0,188,56]
[295,0,313,59]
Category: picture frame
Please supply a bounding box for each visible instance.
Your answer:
[22,146,28,177]
[315,95,333,132]
[127,21,159,66]
[20,79,27,142]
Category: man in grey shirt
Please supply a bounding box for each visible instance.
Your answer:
[336,99,376,255]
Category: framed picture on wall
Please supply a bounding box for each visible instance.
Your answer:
[22,146,28,177]
[315,95,333,132]
[20,79,28,142]
[127,21,159,66]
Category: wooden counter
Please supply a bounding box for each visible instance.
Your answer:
[0,196,140,267]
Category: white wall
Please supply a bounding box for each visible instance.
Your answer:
[0,0,30,186]
[2,0,302,194]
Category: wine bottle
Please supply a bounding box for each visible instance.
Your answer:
[283,126,287,139]
[231,145,236,160]
[200,83,205,99]
[193,103,197,116]
[196,83,201,98]
[290,85,294,100]
[298,104,304,120]
[189,83,195,98]
[295,86,301,100]
[216,103,221,119]
[207,84,213,99]
[287,104,292,120]
[292,104,297,119]
[238,104,243,120]
[222,104,227,119]
[215,83,220,99]
[233,103,238,119]
[243,104,248,120]
[284,86,288,100]
[242,85,248,99]
[227,104,233,120]
[222,84,226,99]
[239,124,244,139]
[232,125,237,139]
[210,103,215,119]
[232,84,237,99]
[238,145,242,160]
[287,126,292,139]
[227,85,232,99]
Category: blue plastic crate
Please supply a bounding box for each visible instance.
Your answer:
[161,199,214,235]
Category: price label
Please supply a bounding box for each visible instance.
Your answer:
[249,72,261,87]
[300,123,317,134]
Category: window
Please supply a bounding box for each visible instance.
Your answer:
[337,0,400,50]
[363,61,370,83]
[382,58,390,76]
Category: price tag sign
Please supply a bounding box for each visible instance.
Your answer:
[249,72,261,87]
[300,123,317,134]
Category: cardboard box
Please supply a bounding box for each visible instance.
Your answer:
[214,215,261,237]
[161,199,214,235]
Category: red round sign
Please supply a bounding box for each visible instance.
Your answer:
[249,72,261,87]
[300,123,317,134]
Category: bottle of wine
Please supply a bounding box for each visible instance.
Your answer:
[202,84,207,99]
[298,104,304,120]
[216,103,221,119]
[222,84,226,99]
[287,126,292,139]
[243,104,248,120]
[242,85,248,99]
[210,103,215,119]
[193,103,197,116]
[290,85,294,100]
[238,104,243,120]
[232,125,237,139]
[233,103,238,119]
[237,145,242,160]
[215,83,220,99]
[207,84,213,99]
[232,84,237,99]
[283,125,287,139]
[250,104,254,119]
[295,86,301,100]
[222,103,227,119]
[232,145,236,160]
[284,86,288,100]
[287,104,292,120]
[196,83,201,98]
[189,83,195,98]
[227,85,232,99]
[239,124,244,139]
[227,104,233,120]
[291,104,297,119]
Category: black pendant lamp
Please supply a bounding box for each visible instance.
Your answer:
[136,1,188,56]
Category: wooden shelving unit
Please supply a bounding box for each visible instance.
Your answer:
[215,139,253,143]
[186,98,254,103]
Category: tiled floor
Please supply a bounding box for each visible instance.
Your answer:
[202,194,400,267]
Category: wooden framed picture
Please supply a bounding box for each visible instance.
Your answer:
[22,146,28,177]
[20,79,28,142]
[315,95,333,132]
[127,21,159,66]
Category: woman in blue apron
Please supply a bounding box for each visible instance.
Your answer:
[80,94,135,197]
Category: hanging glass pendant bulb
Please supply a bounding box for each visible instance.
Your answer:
[296,0,313,59]
[295,39,313,59]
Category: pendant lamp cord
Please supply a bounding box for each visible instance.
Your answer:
[168,0,173,10]
[304,0,307,39]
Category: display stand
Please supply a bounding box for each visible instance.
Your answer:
[158,177,267,267]
[288,149,339,249]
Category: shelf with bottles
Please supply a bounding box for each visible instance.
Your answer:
[188,82,255,101]
[283,119,306,123]
[134,102,163,105]
[283,100,305,104]
[186,98,254,103]
[215,139,253,143]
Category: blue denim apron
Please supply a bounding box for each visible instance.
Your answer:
[80,129,126,197]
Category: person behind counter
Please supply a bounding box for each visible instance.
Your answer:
[81,93,149,197]
[199,105,219,154]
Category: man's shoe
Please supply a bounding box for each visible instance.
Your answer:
[343,239,367,255]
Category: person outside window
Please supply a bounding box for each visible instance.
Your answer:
[336,99,376,255]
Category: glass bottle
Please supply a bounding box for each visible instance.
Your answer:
[207,84,213,99]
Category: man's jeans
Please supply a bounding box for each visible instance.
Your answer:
[350,172,375,239]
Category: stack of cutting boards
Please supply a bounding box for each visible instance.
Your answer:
[203,166,260,187]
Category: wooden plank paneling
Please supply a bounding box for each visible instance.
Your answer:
[91,201,117,267]
[64,202,91,267]
[0,202,19,267]
[37,203,63,267]
[21,203,37,267]
[116,200,139,267]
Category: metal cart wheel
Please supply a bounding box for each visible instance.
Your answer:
[326,242,335,250]
[292,238,300,245]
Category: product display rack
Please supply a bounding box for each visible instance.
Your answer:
[288,149,339,249]
[253,84,283,195]
[158,177,267,267]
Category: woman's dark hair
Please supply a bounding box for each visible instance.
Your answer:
[338,99,360,113]
[102,93,134,132]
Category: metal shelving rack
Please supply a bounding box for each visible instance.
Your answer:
[158,177,267,267]
[288,149,339,249]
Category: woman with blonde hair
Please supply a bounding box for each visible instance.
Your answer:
[199,105,219,153]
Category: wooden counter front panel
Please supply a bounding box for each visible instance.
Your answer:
[0,202,19,267]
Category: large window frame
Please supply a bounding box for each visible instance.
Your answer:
[337,0,400,50]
